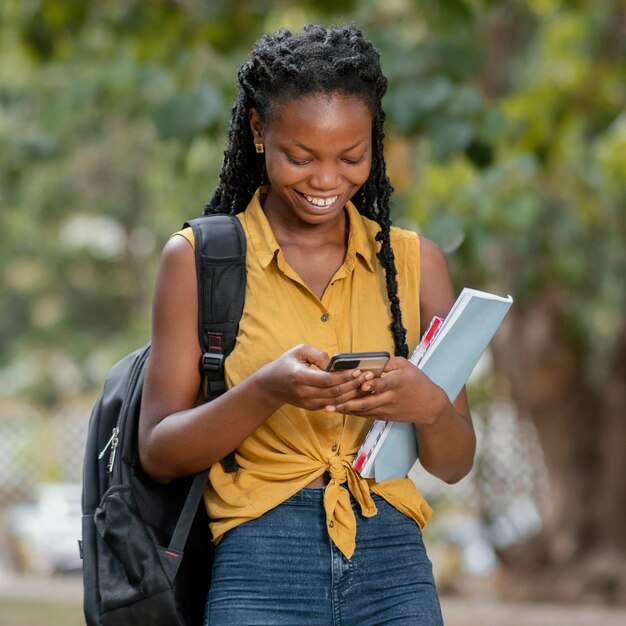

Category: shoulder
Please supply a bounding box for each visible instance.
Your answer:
[155,231,197,297]
[150,231,199,347]
[418,235,449,275]
[162,229,195,264]
[170,227,195,250]
[417,235,456,329]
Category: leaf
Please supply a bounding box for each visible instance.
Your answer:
[386,77,454,133]
[152,84,223,141]
[425,211,466,254]
[428,118,476,160]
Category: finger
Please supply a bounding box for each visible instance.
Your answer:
[360,373,391,394]
[317,368,372,390]
[325,392,388,415]
[296,363,356,390]
[316,350,331,371]
[293,372,363,407]
[329,370,377,398]
[383,356,404,373]
[292,344,331,370]
[323,384,369,409]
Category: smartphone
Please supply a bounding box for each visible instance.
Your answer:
[326,351,390,377]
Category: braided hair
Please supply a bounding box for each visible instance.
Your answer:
[205,24,408,358]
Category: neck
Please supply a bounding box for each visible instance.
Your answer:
[262,190,349,249]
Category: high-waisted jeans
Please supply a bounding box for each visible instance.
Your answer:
[203,487,443,625]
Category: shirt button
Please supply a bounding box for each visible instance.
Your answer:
[331,443,338,452]
[328,520,335,528]
[320,313,329,322]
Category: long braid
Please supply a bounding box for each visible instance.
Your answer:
[205,24,409,358]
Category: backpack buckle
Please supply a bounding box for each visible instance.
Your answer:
[202,352,224,375]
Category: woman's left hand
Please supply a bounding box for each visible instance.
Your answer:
[324,357,447,426]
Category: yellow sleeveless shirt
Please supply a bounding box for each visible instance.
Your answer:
[176,188,432,559]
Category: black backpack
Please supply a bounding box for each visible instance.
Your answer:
[80,214,246,626]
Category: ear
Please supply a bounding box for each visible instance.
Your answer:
[249,108,264,144]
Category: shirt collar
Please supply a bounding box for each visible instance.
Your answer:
[344,200,377,273]
[243,188,280,269]
[243,187,377,273]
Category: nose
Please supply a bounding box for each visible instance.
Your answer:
[310,162,341,191]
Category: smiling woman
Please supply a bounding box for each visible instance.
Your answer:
[250,94,372,230]
[138,23,475,625]
[248,93,373,298]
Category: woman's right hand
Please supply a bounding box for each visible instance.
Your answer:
[257,344,376,412]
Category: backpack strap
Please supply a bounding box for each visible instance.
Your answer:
[159,215,246,582]
[165,471,209,559]
[184,214,246,473]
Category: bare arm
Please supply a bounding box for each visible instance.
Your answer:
[410,236,475,482]
[325,236,476,484]
[138,236,375,483]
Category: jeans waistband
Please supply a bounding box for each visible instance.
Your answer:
[285,486,385,507]
[285,486,326,505]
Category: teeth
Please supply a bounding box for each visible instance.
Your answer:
[303,193,338,207]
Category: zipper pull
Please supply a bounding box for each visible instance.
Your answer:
[106,427,120,474]
[98,428,118,460]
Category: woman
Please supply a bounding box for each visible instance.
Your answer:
[139,24,475,625]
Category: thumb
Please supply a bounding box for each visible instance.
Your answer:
[383,356,404,373]
[294,344,330,371]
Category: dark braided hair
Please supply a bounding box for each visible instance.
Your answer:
[205,24,409,358]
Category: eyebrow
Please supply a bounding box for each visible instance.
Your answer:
[285,138,368,153]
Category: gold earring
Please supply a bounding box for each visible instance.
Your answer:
[255,143,264,154]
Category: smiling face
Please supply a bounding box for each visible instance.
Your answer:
[249,92,373,230]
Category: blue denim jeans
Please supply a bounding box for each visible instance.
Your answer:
[204,487,443,625]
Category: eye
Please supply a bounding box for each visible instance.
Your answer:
[342,156,365,165]
[286,154,311,166]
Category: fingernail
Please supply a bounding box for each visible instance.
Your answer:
[325,405,336,412]
[351,369,362,378]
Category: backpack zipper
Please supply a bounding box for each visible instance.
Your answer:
[98,427,119,473]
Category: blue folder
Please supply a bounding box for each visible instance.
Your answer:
[373,289,513,482]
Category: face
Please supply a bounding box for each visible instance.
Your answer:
[249,92,372,229]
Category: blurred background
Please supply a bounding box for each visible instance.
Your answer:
[0,0,624,624]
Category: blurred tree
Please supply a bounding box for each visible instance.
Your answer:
[400,0,626,603]
[0,0,623,602]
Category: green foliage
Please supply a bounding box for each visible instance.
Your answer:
[0,0,623,403]
[407,0,625,378]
